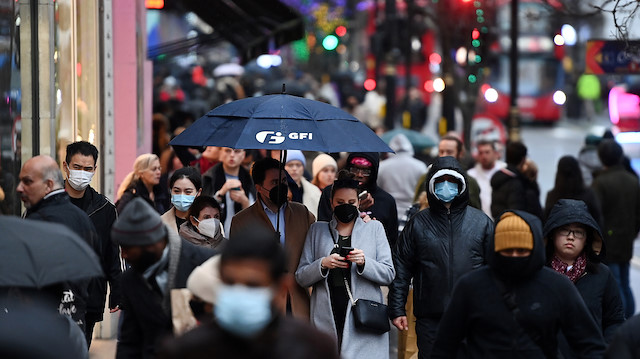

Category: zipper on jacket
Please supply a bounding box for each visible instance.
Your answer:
[447,209,453,295]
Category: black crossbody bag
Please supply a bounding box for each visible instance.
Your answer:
[328,223,390,335]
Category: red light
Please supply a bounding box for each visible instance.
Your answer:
[429,53,442,65]
[146,0,164,9]
[335,26,347,37]
[424,80,434,93]
[76,62,82,77]
[481,83,490,93]
[472,28,480,40]
[364,79,377,91]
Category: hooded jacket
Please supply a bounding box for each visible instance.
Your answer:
[388,156,493,319]
[491,165,543,220]
[431,210,606,359]
[544,199,624,351]
[317,152,398,247]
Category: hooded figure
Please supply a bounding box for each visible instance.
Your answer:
[544,199,624,356]
[388,156,493,358]
[317,152,398,247]
[431,210,606,359]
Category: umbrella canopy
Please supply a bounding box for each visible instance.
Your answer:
[169,94,393,153]
[0,217,103,288]
[381,128,436,153]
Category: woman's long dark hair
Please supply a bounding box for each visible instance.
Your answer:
[330,170,360,199]
[553,156,585,197]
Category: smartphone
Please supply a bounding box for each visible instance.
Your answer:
[339,246,354,259]
[231,187,241,191]
[358,190,368,200]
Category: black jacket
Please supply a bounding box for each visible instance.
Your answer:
[543,199,624,354]
[431,211,606,359]
[70,185,122,317]
[116,180,169,215]
[317,152,398,247]
[388,156,493,319]
[605,314,640,359]
[116,234,214,359]
[25,190,101,329]
[491,165,543,220]
[201,162,255,225]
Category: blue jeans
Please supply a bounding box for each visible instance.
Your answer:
[608,262,635,318]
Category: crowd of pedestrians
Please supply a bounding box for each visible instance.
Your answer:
[2,120,640,359]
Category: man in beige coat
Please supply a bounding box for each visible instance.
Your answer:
[230,158,315,320]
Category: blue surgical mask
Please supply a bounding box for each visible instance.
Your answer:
[434,180,459,203]
[214,284,273,337]
[171,194,195,212]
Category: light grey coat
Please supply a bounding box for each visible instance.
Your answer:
[296,217,395,359]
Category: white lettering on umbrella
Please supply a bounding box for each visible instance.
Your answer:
[256,131,313,144]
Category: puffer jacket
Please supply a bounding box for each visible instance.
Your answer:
[491,165,543,220]
[388,156,493,319]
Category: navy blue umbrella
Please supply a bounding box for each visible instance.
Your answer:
[169,94,393,153]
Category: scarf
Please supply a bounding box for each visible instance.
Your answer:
[551,252,587,283]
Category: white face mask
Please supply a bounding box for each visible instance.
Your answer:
[193,217,221,239]
[67,166,94,191]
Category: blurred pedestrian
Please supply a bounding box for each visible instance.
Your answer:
[311,153,338,190]
[230,158,316,320]
[605,314,640,358]
[491,141,543,220]
[544,199,624,357]
[431,211,606,358]
[17,155,100,336]
[578,134,603,186]
[116,153,169,214]
[112,198,214,358]
[318,152,398,247]
[180,196,225,249]
[285,150,321,218]
[158,225,340,359]
[544,156,603,226]
[389,156,493,358]
[377,133,427,233]
[161,167,202,234]
[467,139,506,219]
[592,139,640,318]
[63,141,122,346]
[203,147,255,235]
[296,170,395,357]
[192,146,219,175]
[0,161,16,215]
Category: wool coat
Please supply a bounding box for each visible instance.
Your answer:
[230,197,315,320]
[295,217,395,359]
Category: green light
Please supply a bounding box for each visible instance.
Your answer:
[477,16,484,23]
[481,26,488,33]
[472,39,481,47]
[474,1,481,7]
[322,35,339,51]
[475,55,482,63]
[468,74,477,83]
[476,9,484,16]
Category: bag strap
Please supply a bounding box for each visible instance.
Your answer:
[490,272,556,359]
[328,223,357,306]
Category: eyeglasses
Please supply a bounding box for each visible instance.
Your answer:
[557,228,586,240]
[349,167,371,177]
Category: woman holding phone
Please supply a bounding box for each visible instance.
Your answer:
[296,170,395,359]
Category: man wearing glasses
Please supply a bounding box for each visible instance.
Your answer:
[317,152,398,247]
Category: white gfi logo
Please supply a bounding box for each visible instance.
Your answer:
[256,131,313,144]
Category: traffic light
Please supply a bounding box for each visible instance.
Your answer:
[322,35,339,51]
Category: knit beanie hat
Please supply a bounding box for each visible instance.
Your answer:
[312,154,338,178]
[111,197,167,246]
[494,212,534,252]
[285,150,306,167]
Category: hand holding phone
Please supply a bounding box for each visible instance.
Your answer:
[358,190,368,200]
[339,246,354,260]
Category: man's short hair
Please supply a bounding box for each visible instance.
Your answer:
[440,135,463,156]
[476,139,496,150]
[598,139,623,167]
[65,141,98,165]
[222,224,287,281]
[42,163,65,188]
[251,158,281,186]
[505,141,527,166]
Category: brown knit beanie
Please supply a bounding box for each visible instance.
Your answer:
[494,212,534,252]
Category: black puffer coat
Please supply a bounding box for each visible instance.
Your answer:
[432,211,606,359]
[388,156,493,319]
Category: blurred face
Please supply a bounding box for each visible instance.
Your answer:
[476,144,497,170]
[438,139,459,159]
[221,148,245,169]
[317,166,336,188]
[202,146,220,162]
[17,160,52,208]
[220,259,274,288]
[331,187,359,210]
[140,159,161,187]
[198,206,221,221]
[498,248,531,257]
[553,223,587,262]
[120,239,167,272]
[285,160,304,183]
[171,178,200,196]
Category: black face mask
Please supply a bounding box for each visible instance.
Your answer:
[493,255,532,282]
[334,204,358,223]
[130,250,160,273]
[268,183,288,208]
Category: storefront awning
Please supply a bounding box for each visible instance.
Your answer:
[164,0,305,62]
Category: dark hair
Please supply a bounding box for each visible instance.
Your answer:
[169,166,202,190]
[65,141,98,165]
[251,157,281,186]
[598,139,623,167]
[505,141,527,166]
[553,156,584,196]
[222,224,287,281]
[440,135,463,157]
[331,170,360,199]
[187,195,221,220]
[476,139,496,150]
